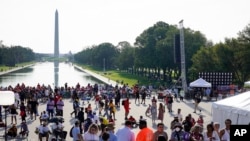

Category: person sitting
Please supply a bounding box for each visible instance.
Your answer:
[7,124,17,137]
[37,122,52,141]
[40,111,49,124]
[52,121,64,140]
[128,115,137,128]
[0,118,6,127]
[19,120,29,137]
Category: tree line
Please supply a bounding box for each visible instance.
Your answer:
[74,21,250,87]
[0,45,35,66]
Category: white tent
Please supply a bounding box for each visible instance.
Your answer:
[244,81,250,86]
[189,78,211,87]
[212,91,250,127]
[244,81,250,85]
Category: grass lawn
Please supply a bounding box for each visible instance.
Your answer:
[0,62,34,72]
[79,64,163,87]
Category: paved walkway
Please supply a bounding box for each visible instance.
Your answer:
[1,65,215,141]
[2,96,214,141]
[74,65,122,87]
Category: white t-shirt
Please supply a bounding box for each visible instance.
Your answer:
[203,131,220,141]
[41,113,49,119]
[221,129,230,141]
[52,123,64,130]
[82,132,99,141]
[37,125,50,134]
[175,113,183,121]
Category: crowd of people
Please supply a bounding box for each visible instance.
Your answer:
[0,82,232,141]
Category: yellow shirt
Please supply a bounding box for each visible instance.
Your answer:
[109,103,116,112]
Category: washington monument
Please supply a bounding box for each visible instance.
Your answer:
[54,10,59,58]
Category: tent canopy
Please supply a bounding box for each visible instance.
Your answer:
[244,81,250,86]
[212,91,250,127]
[189,78,211,87]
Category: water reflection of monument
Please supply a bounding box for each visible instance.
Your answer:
[54,10,60,87]
[54,61,59,87]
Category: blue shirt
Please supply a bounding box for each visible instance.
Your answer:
[72,126,80,141]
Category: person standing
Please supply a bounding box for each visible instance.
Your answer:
[193,94,201,113]
[19,102,27,122]
[56,97,64,116]
[158,103,165,123]
[167,94,173,112]
[82,123,100,141]
[169,123,185,141]
[175,108,183,122]
[219,119,231,141]
[190,124,204,141]
[203,123,220,141]
[30,97,39,120]
[71,99,80,118]
[205,87,211,101]
[170,116,180,131]
[47,97,55,119]
[116,120,135,141]
[77,107,85,134]
[10,104,17,124]
[102,124,117,141]
[141,89,146,104]
[136,120,154,141]
[151,105,157,123]
[153,123,168,141]
[123,98,130,120]
[72,121,83,141]
[109,100,116,120]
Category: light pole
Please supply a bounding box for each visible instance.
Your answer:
[179,20,188,93]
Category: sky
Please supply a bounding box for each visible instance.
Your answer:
[0,0,249,54]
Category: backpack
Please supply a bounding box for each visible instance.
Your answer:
[69,126,74,138]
